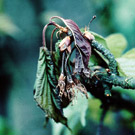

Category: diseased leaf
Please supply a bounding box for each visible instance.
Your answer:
[106,33,127,58]
[64,19,91,67]
[50,16,91,73]
[116,48,135,77]
[34,47,68,126]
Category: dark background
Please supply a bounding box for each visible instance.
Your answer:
[0,0,135,135]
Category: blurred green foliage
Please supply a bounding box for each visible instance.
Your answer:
[49,31,135,135]
[0,0,135,135]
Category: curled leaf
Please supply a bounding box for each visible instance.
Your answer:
[34,47,68,126]
[50,16,91,74]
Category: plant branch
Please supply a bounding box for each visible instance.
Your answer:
[96,71,135,90]
[91,40,119,75]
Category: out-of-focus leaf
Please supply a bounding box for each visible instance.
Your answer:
[34,47,68,126]
[121,48,135,58]
[116,48,135,77]
[0,14,20,38]
[86,99,101,123]
[51,91,89,135]
[106,33,127,58]
[0,116,15,135]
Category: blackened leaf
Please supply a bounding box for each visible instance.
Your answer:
[34,47,68,126]
[50,16,91,69]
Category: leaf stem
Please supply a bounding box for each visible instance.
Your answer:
[42,22,54,47]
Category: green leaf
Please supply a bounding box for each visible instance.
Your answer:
[34,47,68,126]
[116,48,135,77]
[64,91,88,127]
[121,48,135,58]
[106,33,127,58]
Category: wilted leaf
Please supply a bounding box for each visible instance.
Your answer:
[106,33,127,58]
[50,16,91,73]
[34,47,68,126]
[116,48,135,77]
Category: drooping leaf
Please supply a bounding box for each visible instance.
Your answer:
[106,33,127,58]
[50,16,91,72]
[64,19,91,67]
[116,48,135,77]
[34,47,68,126]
